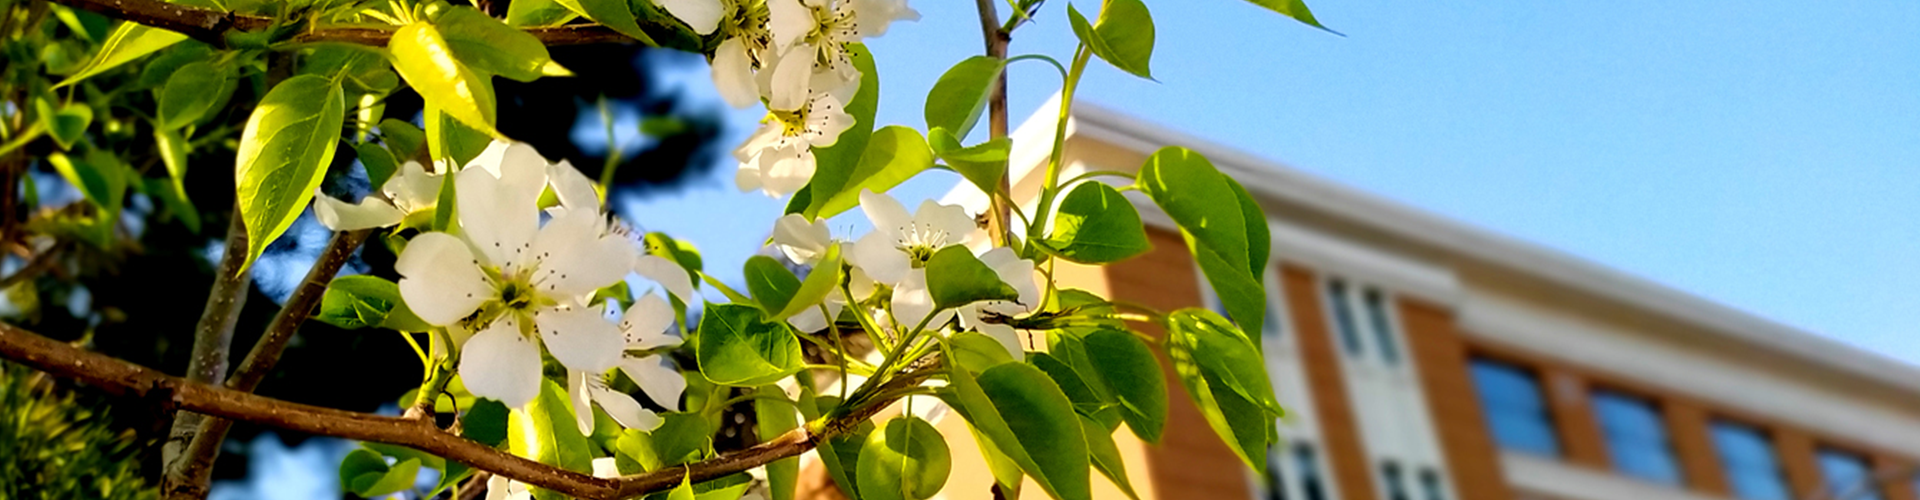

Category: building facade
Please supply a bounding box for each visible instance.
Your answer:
[813,98,1920,500]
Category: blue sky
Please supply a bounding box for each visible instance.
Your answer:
[628,0,1920,365]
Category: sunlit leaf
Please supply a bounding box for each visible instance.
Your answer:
[696,304,803,386]
[234,74,345,271]
[924,246,1019,311]
[1045,181,1150,263]
[857,417,951,500]
[924,56,1004,139]
[437,6,569,82]
[157,60,235,129]
[1067,0,1155,80]
[55,23,188,88]
[390,21,499,136]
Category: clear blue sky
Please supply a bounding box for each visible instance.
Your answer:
[625,0,1920,365]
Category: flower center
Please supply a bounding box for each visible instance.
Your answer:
[894,223,950,268]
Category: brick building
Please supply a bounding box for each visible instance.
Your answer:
[900,97,1920,500]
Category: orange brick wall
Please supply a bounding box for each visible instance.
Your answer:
[1281,264,1379,500]
[1398,297,1514,500]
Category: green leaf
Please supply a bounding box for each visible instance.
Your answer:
[774,244,842,320]
[235,74,346,272]
[301,44,399,95]
[949,331,1016,374]
[1078,414,1140,500]
[924,246,1019,311]
[1067,0,1155,80]
[755,386,801,500]
[136,42,214,89]
[696,304,804,386]
[316,275,433,331]
[857,417,952,500]
[1165,308,1282,471]
[615,413,712,472]
[1135,147,1265,336]
[425,101,495,166]
[924,56,1005,140]
[1044,182,1151,263]
[464,399,509,446]
[46,152,123,216]
[551,0,655,45]
[391,21,499,136]
[646,232,704,275]
[437,6,568,82]
[157,60,235,129]
[1030,352,1110,417]
[786,44,879,217]
[55,23,188,88]
[356,458,421,497]
[1241,0,1337,33]
[355,141,400,189]
[798,126,933,219]
[507,0,579,26]
[940,362,1091,500]
[363,442,446,470]
[379,118,427,164]
[927,127,1010,196]
[35,98,92,150]
[338,449,391,494]
[744,256,802,318]
[509,379,594,500]
[1082,329,1166,443]
[668,471,696,500]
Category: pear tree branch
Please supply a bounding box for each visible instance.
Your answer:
[48,0,663,47]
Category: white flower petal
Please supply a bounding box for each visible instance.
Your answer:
[591,383,661,430]
[766,0,814,49]
[633,255,696,304]
[548,160,601,214]
[772,214,831,264]
[735,123,783,163]
[456,145,547,267]
[890,269,943,329]
[859,190,911,235]
[395,232,494,326]
[915,199,978,248]
[805,95,855,148]
[759,146,814,197]
[592,457,622,479]
[312,189,406,231]
[620,355,686,410]
[620,293,681,349]
[459,317,541,408]
[712,38,760,109]
[978,323,1026,361]
[569,370,599,435]
[656,0,723,34]
[766,46,813,112]
[853,0,919,38]
[536,305,625,373]
[383,161,442,213]
[528,210,633,299]
[735,163,766,194]
[850,231,909,285]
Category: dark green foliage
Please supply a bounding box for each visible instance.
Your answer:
[0,361,158,500]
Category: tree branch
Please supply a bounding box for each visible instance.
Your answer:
[163,208,250,498]
[0,321,932,500]
[169,228,374,499]
[48,0,662,48]
[974,0,1015,247]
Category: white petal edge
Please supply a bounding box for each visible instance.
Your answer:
[394,232,494,326]
[536,305,626,373]
[458,317,541,409]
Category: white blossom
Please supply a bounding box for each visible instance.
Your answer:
[659,0,775,108]
[766,0,919,95]
[733,52,856,198]
[846,190,980,286]
[312,160,442,231]
[956,247,1039,360]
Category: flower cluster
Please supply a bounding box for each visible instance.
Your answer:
[656,0,919,197]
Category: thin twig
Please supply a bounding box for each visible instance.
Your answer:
[163,208,250,499]
[0,322,937,500]
[973,0,1016,247]
[48,0,666,48]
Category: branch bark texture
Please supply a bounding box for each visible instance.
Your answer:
[163,208,250,498]
[50,0,657,47]
[974,0,1015,246]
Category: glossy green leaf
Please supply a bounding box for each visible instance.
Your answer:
[744,256,802,317]
[136,43,214,89]
[363,442,446,470]
[157,60,235,129]
[1045,182,1151,263]
[509,379,594,500]
[1165,308,1282,471]
[949,331,1015,374]
[301,44,399,94]
[316,275,433,331]
[1136,147,1266,336]
[391,21,499,136]
[437,6,568,82]
[1082,329,1166,443]
[696,304,803,386]
[939,359,1091,500]
[1067,0,1155,80]
[924,246,1019,312]
[506,0,579,26]
[615,412,712,472]
[235,74,346,272]
[924,56,1005,139]
[379,118,428,164]
[927,127,1010,195]
[798,126,933,219]
[463,399,509,446]
[1030,352,1110,417]
[774,244,842,319]
[858,417,952,500]
[337,449,390,494]
[35,98,92,151]
[425,102,495,166]
[355,141,400,189]
[55,23,188,88]
[787,44,880,217]
[1078,414,1140,500]
[1242,0,1337,32]
[356,458,419,497]
[552,0,655,44]
[646,232,705,277]
[152,128,199,231]
[47,152,124,214]
[668,471,696,500]
[756,386,801,500]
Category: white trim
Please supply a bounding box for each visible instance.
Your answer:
[1501,452,1720,500]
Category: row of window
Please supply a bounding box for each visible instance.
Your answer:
[1471,357,1910,500]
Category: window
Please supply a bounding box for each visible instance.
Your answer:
[1362,288,1400,365]
[1417,468,1447,500]
[1326,279,1363,356]
[1591,389,1682,485]
[1380,461,1411,500]
[1469,357,1561,456]
[1263,297,1285,340]
[1710,421,1790,500]
[1818,448,1883,500]
[1295,444,1330,500]
[1260,446,1289,500]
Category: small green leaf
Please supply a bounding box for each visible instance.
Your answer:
[464,399,509,446]
[949,331,1015,374]
[857,417,952,500]
[939,362,1092,500]
[506,0,579,26]
[316,275,433,331]
[136,43,214,89]
[337,448,389,493]
[645,232,704,275]
[355,141,400,189]
[924,246,1019,311]
[47,152,124,214]
[157,60,236,129]
[774,244,842,320]
[1030,352,1110,417]
[355,458,421,497]
[234,75,346,272]
[667,471,696,500]
[390,21,499,136]
[436,6,568,82]
[1136,147,1266,336]
[1165,308,1282,471]
[425,102,495,166]
[509,379,594,500]
[924,56,1005,139]
[1078,414,1141,500]
[55,23,188,88]
[756,386,801,500]
[379,118,428,164]
[616,412,712,472]
[1082,329,1166,443]
[744,256,803,317]
[551,0,655,45]
[363,442,446,470]
[787,44,879,216]
[1067,0,1155,80]
[696,304,804,386]
[927,127,1010,196]
[35,98,92,150]
[795,126,933,219]
[1045,182,1151,263]
[1241,0,1337,33]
